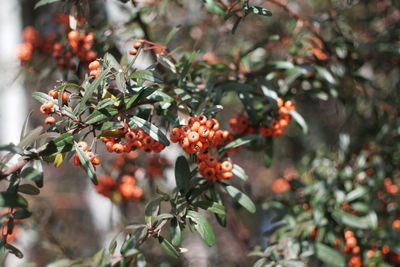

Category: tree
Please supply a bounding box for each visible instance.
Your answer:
[0,0,399,266]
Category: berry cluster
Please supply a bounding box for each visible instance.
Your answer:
[88,60,101,77]
[343,230,362,267]
[101,124,165,154]
[73,141,101,169]
[384,177,398,194]
[259,98,295,137]
[17,26,40,62]
[38,89,71,125]
[170,115,236,181]
[146,155,170,179]
[229,98,295,138]
[197,152,233,181]
[129,41,143,56]
[53,30,96,69]
[96,175,143,202]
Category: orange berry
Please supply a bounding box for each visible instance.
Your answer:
[392,219,400,229]
[191,121,201,132]
[44,116,56,124]
[346,237,357,248]
[62,92,69,103]
[67,30,80,42]
[133,41,142,49]
[221,161,233,172]
[143,136,155,146]
[352,246,360,254]
[91,156,101,165]
[197,115,207,124]
[48,89,59,99]
[188,131,200,143]
[77,141,89,151]
[112,143,124,153]
[221,171,233,179]
[129,48,138,55]
[136,129,145,140]
[206,156,217,167]
[89,60,100,70]
[125,131,136,143]
[367,250,374,258]
[90,70,100,77]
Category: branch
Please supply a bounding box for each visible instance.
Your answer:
[0,160,28,180]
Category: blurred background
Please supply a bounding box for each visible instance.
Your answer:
[0,0,399,266]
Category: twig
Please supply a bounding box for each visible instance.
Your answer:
[0,160,28,180]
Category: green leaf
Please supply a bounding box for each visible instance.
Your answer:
[77,68,109,114]
[32,92,58,106]
[13,209,32,220]
[20,111,33,142]
[0,192,28,208]
[223,185,256,213]
[4,243,23,258]
[231,164,248,181]
[289,110,308,134]
[263,146,273,168]
[40,133,74,157]
[34,0,61,9]
[0,144,23,154]
[193,201,226,215]
[247,5,272,16]
[19,126,43,148]
[104,53,121,71]
[18,184,40,195]
[20,166,43,187]
[96,98,119,110]
[158,236,180,259]
[223,135,258,150]
[74,143,98,185]
[170,218,182,247]
[178,51,197,86]
[315,66,336,85]
[129,116,170,146]
[108,233,119,254]
[332,210,377,229]
[345,187,367,202]
[84,108,119,124]
[174,156,191,194]
[186,210,216,247]
[315,243,345,267]
[144,198,161,226]
[204,0,226,14]
[130,69,163,83]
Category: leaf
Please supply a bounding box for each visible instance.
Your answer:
[96,98,119,110]
[4,243,23,258]
[53,153,64,168]
[186,210,216,247]
[174,156,191,194]
[223,185,256,213]
[0,144,23,154]
[158,236,180,259]
[20,111,33,141]
[130,69,163,83]
[223,135,258,150]
[40,133,74,157]
[144,198,161,226]
[104,53,122,71]
[193,201,226,215]
[231,164,248,181]
[19,126,43,148]
[315,243,345,267]
[84,108,119,124]
[345,187,367,202]
[204,0,225,14]
[263,145,273,168]
[20,167,43,187]
[13,209,32,220]
[34,0,61,9]
[248,5,272,16]
[77,68,109,114]
[178,51,197,86]
[0,192,28,208]
[108,233,119,254]
[332,210,377,229]
[157,55,177,73]
[289,110,308,134]
[170,218,182,247]
[129,116,170,146]
[164,26,181,45]
[74,143,98,185]
[18,184,40,195]
[32,92,58,106]
[315,66,336,85]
